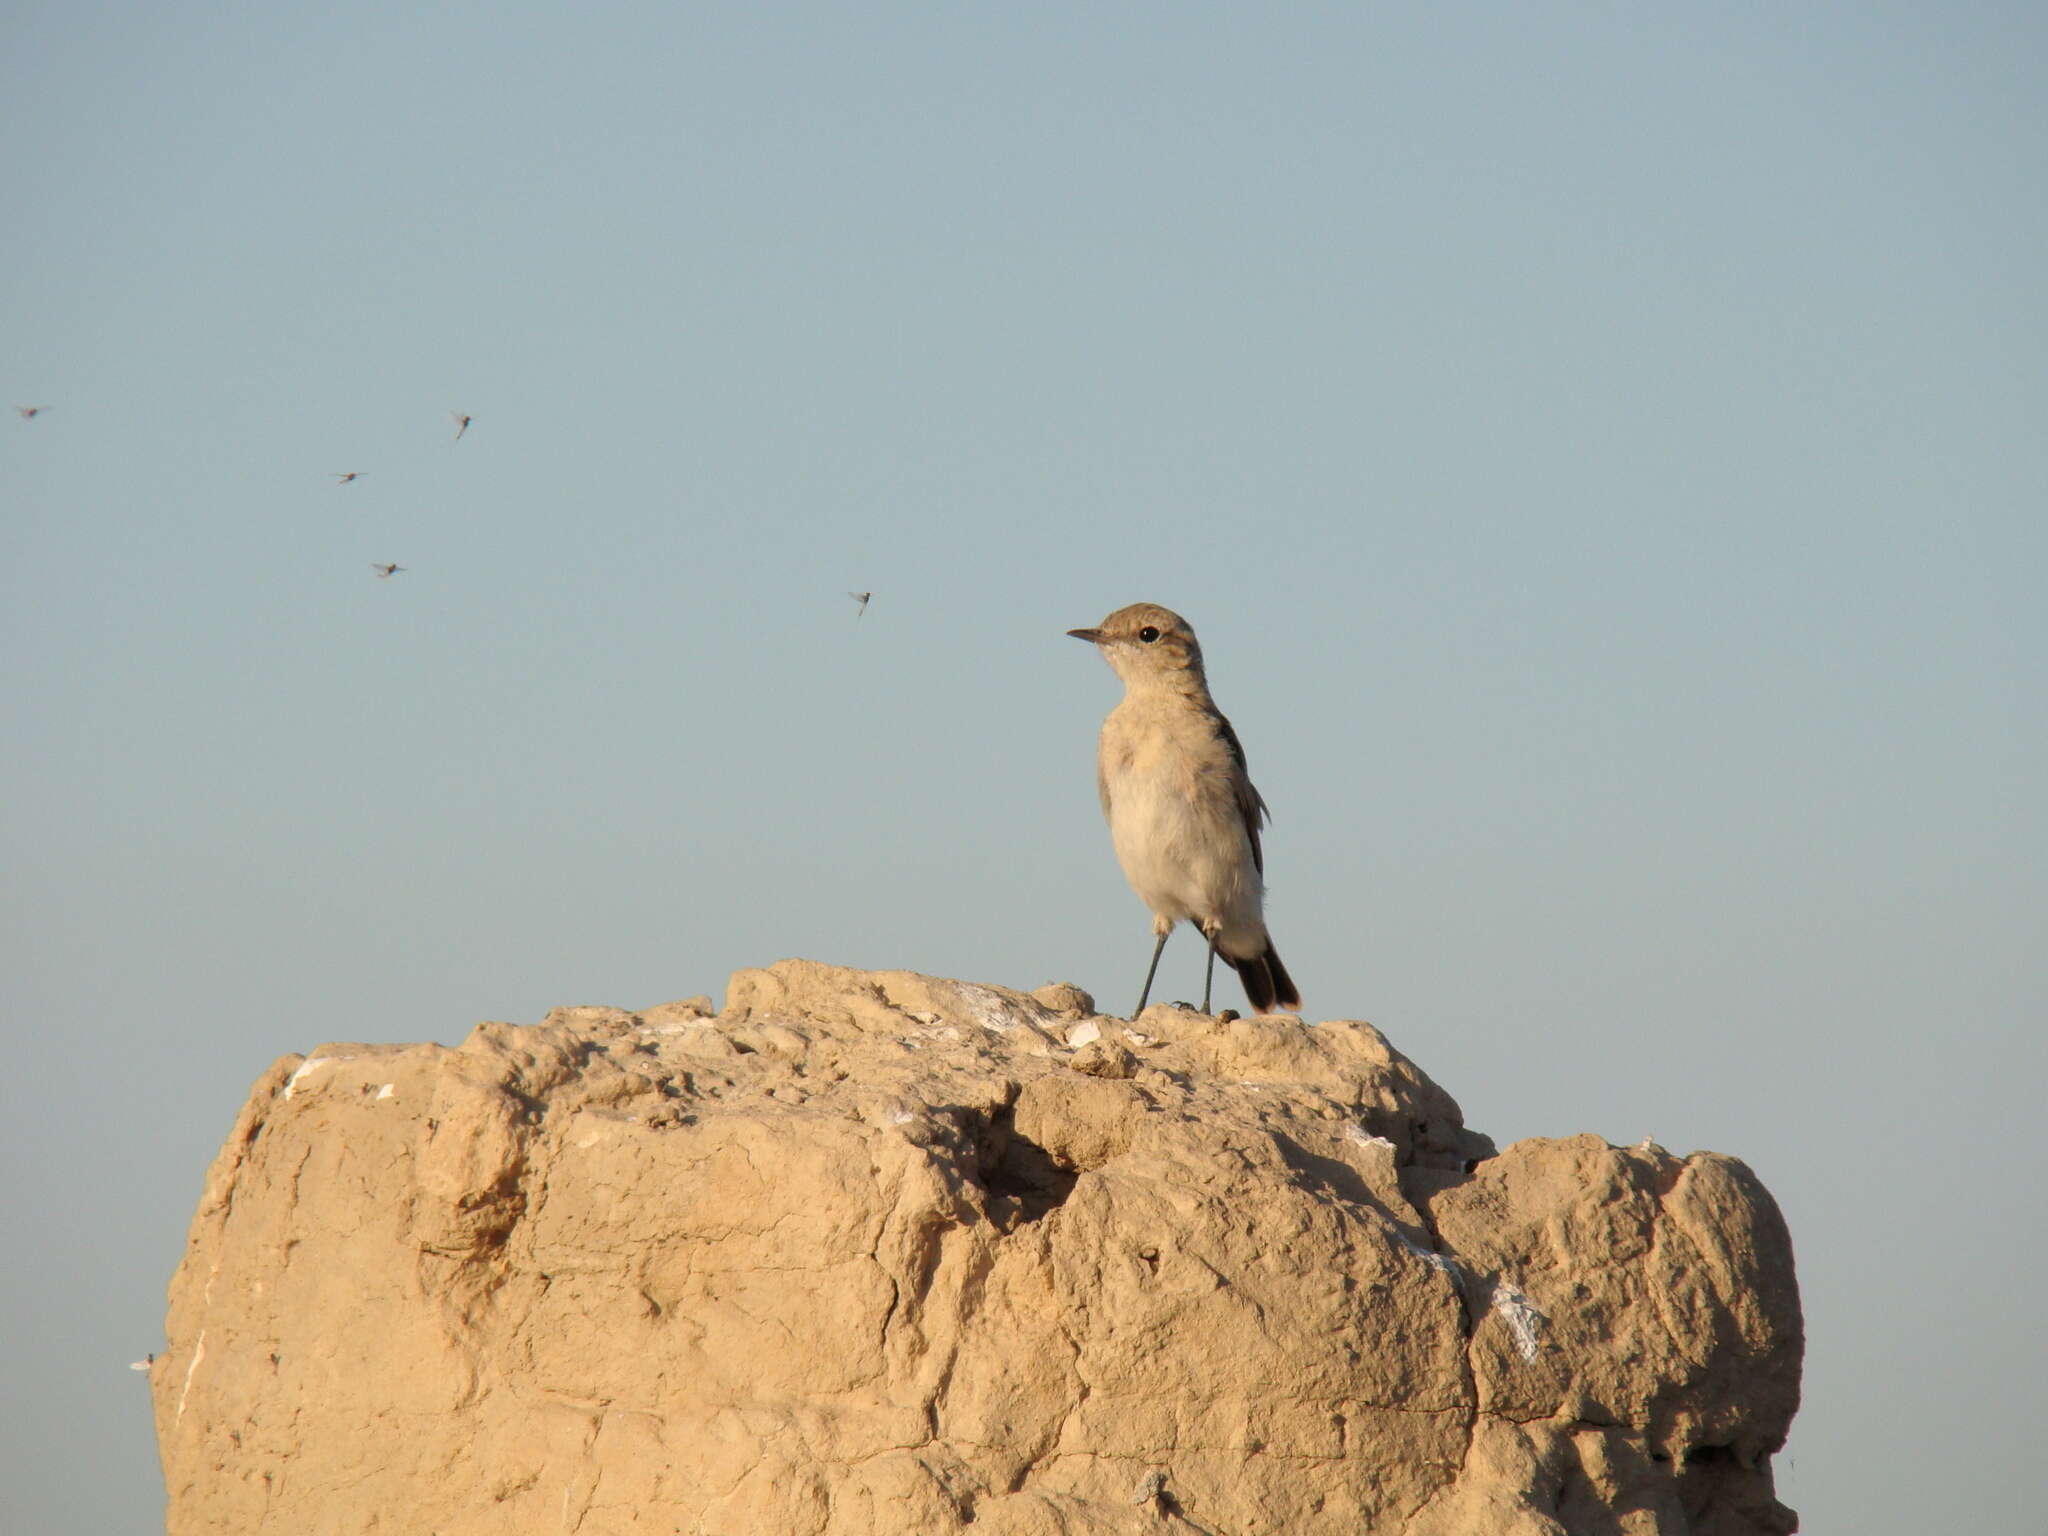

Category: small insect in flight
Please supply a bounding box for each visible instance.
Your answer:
[371,563,405,579]
[449,411,472,440]
[849,591,871,618]
[15,405,45,420]
[333,472,364,485]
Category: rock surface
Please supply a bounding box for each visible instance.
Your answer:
[152,961,1801,1534]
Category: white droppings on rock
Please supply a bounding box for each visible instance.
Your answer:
[1392,1228,1464,1284]
[1492,1279,1548,1362]
[953,982,1046,1038]
[283,1056,352,1099]
[174,1330,205,1424]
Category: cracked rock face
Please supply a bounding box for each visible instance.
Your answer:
[153,960,1801,1534]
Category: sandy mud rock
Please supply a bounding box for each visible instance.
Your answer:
[153,960,1801,1534]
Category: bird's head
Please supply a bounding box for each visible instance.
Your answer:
[1067,602,1207,689]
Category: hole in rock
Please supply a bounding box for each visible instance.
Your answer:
[970,1106,1077,1226]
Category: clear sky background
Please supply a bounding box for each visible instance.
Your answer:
[4,3,2041,1530]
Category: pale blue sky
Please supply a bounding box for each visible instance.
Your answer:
[4,3,2043,1530]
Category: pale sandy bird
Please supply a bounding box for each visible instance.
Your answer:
[1069,602,1299,1016]
[129,1355,154,1371]
[333,471,364,485]
[370,562,405,578]
[15,405,45,420]
[449,411,472,440]
[849,591,871,618]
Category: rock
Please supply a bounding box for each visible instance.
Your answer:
[1031,981,1097,1016]
[1067,1037,1139,1079]
[152,960,1801,1534]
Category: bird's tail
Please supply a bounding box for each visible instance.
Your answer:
[1230,938,1301,1014]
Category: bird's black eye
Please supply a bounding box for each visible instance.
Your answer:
[1138,626,1161,643]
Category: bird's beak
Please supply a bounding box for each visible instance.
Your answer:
[1066,627,1103,644]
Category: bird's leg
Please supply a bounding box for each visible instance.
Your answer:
[1134,927,1172,1017]
[1201,926,1220,1013]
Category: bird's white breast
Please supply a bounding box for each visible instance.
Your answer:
[1100,698,1263,939]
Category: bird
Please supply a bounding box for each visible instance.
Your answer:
[129,1354,154,1371]
[333,471,364,485]
[15,405,45,420]
[449,411,472,440]
[1068,602,1299,1017]
[849,591,871,618]
[370,563,405,578]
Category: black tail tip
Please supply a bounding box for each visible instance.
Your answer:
[1230,941,1301,1014]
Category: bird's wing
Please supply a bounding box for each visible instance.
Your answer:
[1094,721,1120,822]
[1209,705,1269,873]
